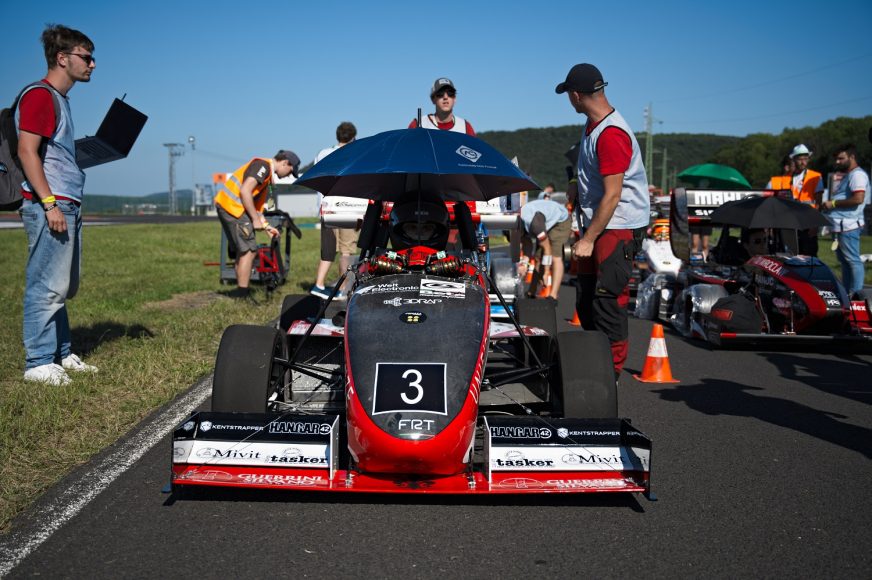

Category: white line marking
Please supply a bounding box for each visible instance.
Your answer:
[0,376,212,577]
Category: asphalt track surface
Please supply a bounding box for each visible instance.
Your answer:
[3,286,872,579]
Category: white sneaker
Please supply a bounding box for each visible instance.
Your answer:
[24,363,72,386]
[61,354,98,373]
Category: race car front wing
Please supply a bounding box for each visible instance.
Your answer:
[171,413,652,497]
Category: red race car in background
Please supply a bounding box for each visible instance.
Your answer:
[665,188,871,348]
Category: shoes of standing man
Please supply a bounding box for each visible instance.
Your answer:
[62,353,99,373]
[23,363,72,386]
[309,285,332,300]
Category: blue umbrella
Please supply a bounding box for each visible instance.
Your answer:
[295,128,539,202]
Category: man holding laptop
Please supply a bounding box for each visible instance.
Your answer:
[16,24,99,386]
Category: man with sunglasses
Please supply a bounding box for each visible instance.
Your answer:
[15,25,98,386]
[557,63,650,380]
[408,78,476,135]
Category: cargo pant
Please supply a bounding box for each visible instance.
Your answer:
[575,228,641,376]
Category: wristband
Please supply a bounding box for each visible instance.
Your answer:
[41,195,56,205]
[569,178,578,184]
[541,254,553,266]
[42,202,58,212]
[832,200,838,208]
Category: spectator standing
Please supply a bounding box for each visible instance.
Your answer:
[788,144,824,256]
[409,78,476,135]
[17,25,98,386]
[556,63,650,379]
[214,150,299,298]
[519,198,571,300]
[822,144,870,296]
[310,122,358,300]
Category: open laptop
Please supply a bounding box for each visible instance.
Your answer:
[75,98,147,169]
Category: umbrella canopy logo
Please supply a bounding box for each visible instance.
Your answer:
[456,145,482,163]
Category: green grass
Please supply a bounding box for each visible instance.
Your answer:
[0,219,324,531]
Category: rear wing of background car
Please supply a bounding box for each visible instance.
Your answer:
[320,197,521,230]
[669,188,789,262]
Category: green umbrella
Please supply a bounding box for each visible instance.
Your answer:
[677,163,751,190]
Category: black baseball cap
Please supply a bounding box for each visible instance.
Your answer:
[275,149,301,177]
[555,63,607,94]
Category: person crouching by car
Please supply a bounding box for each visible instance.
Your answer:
[214,150,299,299]
[520,198,571,300]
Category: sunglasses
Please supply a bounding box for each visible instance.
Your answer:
[65,52,95,65]
[434,89,456,99]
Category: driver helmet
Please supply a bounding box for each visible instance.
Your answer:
[651,219,670,241]
[389,193,450,250]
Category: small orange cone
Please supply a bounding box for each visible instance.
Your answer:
[524,258,536,284]
[537,271,552,298]
[633,323,679,383]
[567,309,581,326]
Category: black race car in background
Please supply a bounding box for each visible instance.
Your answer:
[665,188,871,348]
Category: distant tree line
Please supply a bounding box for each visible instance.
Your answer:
[479,115,872,191]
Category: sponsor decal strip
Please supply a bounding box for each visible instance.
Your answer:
[489,446,650,472]
[175,440,331,468]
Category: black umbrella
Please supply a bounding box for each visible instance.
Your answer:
[296,128,539,202]
[709,195,832,229]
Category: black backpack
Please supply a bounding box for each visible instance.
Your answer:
[0,82,61,211]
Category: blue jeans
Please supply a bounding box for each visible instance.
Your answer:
[835,227,864,294]
[19,199,81,369]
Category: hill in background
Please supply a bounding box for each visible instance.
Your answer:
[84,116,871,213]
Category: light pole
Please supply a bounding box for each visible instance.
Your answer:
[163,143,185,215]
[188,136,196,213]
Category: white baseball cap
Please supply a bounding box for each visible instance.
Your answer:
[790,144,812,159]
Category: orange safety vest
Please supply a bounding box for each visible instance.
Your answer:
[794,169,822,207]
[769,175,792,191]
[213,158,273,218]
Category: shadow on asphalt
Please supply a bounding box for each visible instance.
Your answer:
[163,486,649,512]
[762,352,872,406]
[652,378,872,459]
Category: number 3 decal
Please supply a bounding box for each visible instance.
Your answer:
[401,369,424,405]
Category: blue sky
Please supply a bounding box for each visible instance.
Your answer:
[4,0,871,197]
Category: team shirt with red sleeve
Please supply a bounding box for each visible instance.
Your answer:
[586,119,631,176]
[17,84,56,138]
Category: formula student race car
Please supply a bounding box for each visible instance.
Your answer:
[665,188,872,348]
[171,190,652,496]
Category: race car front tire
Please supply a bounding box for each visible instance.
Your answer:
[212,324,287,413]
[553,330,617,418]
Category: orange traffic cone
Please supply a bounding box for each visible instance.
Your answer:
[567,309,581,326]
[633,323,679,383]
[537,271,552,298]
[524,258,536,284]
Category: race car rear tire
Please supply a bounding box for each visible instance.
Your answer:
[212,325,287,413]
[553,331,617,418]
[516,297,557,338]
[279,294,321,333]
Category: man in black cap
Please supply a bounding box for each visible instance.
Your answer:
[556,63,650,379]
[409,77,476,135]
[214,149,299,298]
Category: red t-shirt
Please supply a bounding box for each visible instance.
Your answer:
[17,83,56,138]
[408,117,476,136]
[586,116,631,176]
